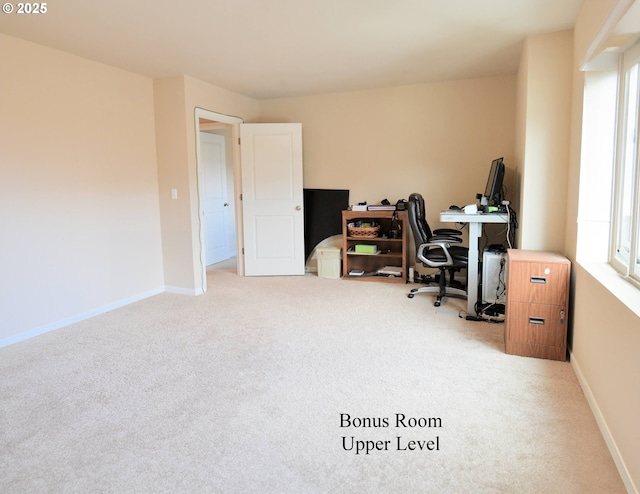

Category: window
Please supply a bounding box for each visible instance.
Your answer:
[611,41,640,287]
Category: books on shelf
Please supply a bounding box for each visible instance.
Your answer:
[377,265,402,276]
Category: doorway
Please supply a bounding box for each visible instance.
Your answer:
[194,110,305,285]
[199,130,233,265]
[195,108,244,290]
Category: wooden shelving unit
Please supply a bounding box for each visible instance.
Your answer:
[341,210,408,283]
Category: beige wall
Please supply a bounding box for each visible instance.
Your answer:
[516,30,574,252]
[0,34,164,343]
[514,39,529,219]
[153,77,193,291]
[567,0,640,490]
[260,77,516,233]
[575,0,625,65]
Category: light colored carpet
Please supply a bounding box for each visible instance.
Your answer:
[0,260,626,493]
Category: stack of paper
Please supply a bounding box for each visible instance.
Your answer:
[377,266,402,276]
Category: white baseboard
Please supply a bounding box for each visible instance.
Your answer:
[0,286,165,349]
[570,350,638,494]
[165,285,204,296]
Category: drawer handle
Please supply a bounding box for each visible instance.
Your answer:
[530,276,547,284]
[529,317,545,325]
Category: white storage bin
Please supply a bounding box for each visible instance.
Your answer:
[317,247,342,279]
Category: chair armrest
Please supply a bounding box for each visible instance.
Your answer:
[417,240,454,268]
[430,234,462,244]
[433,228,462,236]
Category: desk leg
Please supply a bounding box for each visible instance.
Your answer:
[466,222,481,318]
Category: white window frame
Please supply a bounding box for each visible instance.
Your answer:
[611,40,640,288]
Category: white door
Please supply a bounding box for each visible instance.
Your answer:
[240,123,305,276]
[200,132,230,265]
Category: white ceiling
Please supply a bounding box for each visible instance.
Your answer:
[0,0,583,100]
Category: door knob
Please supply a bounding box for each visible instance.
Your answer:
[295,205,302,211]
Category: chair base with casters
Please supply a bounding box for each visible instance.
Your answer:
[407,270,466,307]
[414,268,464,289]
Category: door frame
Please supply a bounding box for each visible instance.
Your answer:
[195,108,245,289]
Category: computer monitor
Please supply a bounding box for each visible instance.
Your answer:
[484,157,505,206]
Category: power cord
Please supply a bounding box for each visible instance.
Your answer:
[507,205,518,248]
[496,255,507,300]
[460,251,506,323]
[469,301,505,322]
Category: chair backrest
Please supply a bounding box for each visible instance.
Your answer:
[407,193,434,250]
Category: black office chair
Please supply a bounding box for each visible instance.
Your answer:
[406,193,468,307]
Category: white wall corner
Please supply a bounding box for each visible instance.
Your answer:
[165,285,205,296]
